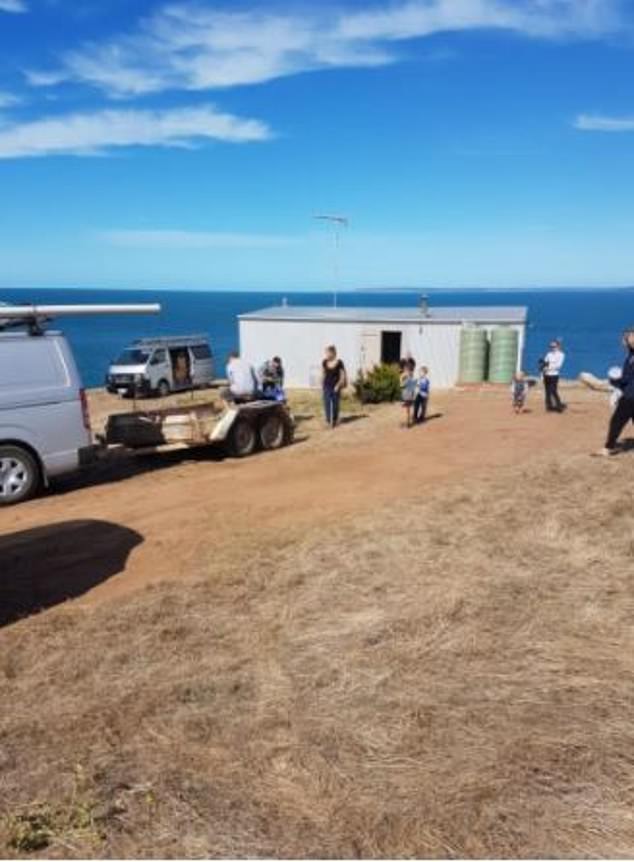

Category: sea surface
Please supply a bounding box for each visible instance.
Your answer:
[2,287,632,387]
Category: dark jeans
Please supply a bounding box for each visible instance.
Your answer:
[544,374,563,411]
[413,394,428,424]
[606,396,634,449]
[323,387,341,426]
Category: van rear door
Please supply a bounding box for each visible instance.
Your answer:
[0,333,75,408]
[190,343,214,386]
[0,333,91,477]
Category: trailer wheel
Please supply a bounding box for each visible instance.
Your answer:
[282,411,295,445]
[0,445,40,506]
[229,418,257,458]
[259,413,286,450]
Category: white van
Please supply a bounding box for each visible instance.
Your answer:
[0,330,94,505]
[106,335,214,397]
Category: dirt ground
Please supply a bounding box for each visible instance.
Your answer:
[1,383,633,858]
[0,382,618,609]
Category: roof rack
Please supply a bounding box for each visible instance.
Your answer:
[133,334,209,348]
[0,303,161,334]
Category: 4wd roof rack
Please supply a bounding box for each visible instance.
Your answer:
[133,334,209,348]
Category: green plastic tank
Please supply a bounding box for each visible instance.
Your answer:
[458,326,488,383]
[488,326,519,383]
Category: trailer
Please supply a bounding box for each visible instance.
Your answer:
[103,398,294,458]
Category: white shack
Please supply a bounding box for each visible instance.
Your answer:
[239,302,528,389]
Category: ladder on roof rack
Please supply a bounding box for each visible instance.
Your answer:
[0,303,161,334]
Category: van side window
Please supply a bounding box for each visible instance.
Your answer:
[152,349,167,364]
[191,344,212,360]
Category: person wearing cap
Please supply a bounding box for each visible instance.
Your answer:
[259,356,284,392]
[541,339,566,413]
[595,327,634,456]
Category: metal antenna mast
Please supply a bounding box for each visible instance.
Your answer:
[313,214,348,308]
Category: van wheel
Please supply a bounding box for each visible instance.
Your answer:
[0,445,39,506]
[156,379,170,397]
[228,419,257,458]
[259,413,285,450]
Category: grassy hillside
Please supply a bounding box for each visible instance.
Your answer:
[1,452,633,858]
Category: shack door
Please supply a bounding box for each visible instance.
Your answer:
[381,331,402,365]
[360,330,381,370]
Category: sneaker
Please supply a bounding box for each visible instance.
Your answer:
[591,447,617,458]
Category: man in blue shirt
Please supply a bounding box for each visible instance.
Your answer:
[596,327,634,456]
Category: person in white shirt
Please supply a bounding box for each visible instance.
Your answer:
[223,351,257,403]
[541,339,566,413]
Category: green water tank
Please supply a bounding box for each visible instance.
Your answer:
[458,326,488,383]
[488,326,519,383]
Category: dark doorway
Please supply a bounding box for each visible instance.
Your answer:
[381,331,402,365]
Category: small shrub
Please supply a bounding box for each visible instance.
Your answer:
[5,808,54,852]
[354,364,401,403]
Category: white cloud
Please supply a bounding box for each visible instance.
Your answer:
[575,113,634,131]
[26,0,623,98]
[0,0,27,12]
[0,91,21,108]
[0,104,271,159]
[101,229,300,249]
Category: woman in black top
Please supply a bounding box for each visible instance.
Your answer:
[596,327,634,456]
[322,345,346,427]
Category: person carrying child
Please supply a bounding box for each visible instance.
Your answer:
[400,361,417,427]
[413,365,430,424]
[594,326,634,456]
[511,371,529,414]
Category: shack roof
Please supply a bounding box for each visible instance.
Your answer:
[239,305,528,325]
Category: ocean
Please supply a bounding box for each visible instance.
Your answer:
[2,287,632,387]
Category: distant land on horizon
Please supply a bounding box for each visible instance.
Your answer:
[2,285,634,295]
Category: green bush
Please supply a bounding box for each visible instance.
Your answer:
[354,363,402,403]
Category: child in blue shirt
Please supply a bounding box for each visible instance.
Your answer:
[511,371,529,414]
[413,366,430,424]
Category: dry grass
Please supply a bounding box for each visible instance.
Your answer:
[1,452,633,857]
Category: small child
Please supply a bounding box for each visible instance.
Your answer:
[414,366,430,424]
[400,364,416,427]
[511,371,529,414]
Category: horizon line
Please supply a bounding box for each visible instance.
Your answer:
[2,285,634,294]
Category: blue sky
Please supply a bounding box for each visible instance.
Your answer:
[1,0,634,290]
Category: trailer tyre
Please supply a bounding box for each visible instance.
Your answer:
[229,418,257,458]
[105,413,165,447]
[259,413,287,450]
[0,445,40,506]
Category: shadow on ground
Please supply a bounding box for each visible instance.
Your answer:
[51,446,226,497]
[0,520,143,627]
[338,413,369,425]
[618,437,634,452]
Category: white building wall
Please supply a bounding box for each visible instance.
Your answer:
[240,318,525,389]
[240,319,363,388]
[399,323,462,389]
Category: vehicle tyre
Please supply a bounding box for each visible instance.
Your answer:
[259,413,285,450]
[228,418,257,458]
[0,445,40,506]
[156,379,171,397]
